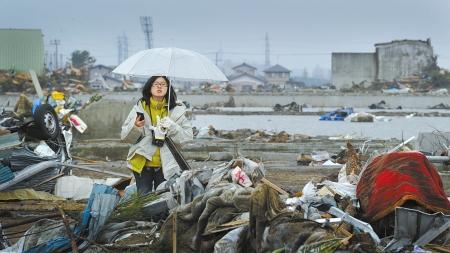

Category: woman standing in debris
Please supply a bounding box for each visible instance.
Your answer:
[121,76,193,194]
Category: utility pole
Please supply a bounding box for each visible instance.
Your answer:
[50,39,60,69]
[117,33,129,64]
[123,33,128,60]
[117,36,122,65]
[44,50,48,70]
[140,16,153,49]
[49,52,54,71]
[265,33,270,67]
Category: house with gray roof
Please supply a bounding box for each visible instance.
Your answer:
[229,72,265,92]
[264,64,291,88]
[232,62,257,76]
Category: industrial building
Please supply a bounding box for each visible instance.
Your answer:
[0,29,45,74]
[332,39,434,89]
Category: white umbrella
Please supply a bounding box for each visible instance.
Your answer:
[112,47,228,81]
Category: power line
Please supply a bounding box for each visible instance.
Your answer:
[117,33,129,64]
[140,16,153,49]
[265,32,270,67]
[117,35,122,65]
[50,39,60,69]
[123,33,128,60]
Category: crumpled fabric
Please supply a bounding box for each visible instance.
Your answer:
[357,151,450,222]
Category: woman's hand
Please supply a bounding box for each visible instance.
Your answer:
[134,115,145,128]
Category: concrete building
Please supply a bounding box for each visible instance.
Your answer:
[332,53,377,88]
[0,29,44,74]
[332,39,435,89]
[375,39,434,82]
[264,64,291,88]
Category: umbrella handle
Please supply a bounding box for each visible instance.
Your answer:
[167,77,172,116]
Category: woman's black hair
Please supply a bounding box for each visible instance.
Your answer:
[141,76,177,110]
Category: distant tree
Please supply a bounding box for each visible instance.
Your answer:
[71,50,96,68]
[225,83,235,93]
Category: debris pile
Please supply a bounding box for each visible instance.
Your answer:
[1,128,450,252]
[273,102,301,112]
[194,125,310,142]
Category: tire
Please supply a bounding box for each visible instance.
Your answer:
[33,104,60,140]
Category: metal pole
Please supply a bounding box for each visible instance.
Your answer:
[57,162,131,178]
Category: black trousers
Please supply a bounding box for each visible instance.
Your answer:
[133,166,165,195]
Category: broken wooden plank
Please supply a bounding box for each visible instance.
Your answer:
[0,200,85,212]
[2,213,60,229]
[57,206,79,253]
[203,220,249,236]
[261,177,289,195]
[172,211,177,253]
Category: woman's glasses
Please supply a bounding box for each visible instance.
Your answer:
[153,82,168,87]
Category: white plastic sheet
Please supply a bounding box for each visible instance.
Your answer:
[34,141,56,157]
[320,180,356,199]
[300,181,317,202]
[54,176,121,200]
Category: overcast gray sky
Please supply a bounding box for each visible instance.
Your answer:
[2,0,450,76]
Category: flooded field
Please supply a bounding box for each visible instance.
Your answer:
[192,114,449,140]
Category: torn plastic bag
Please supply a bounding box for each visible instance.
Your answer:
[300,181,318,202]
[231,166,252,187]
[195,168,213,185]
[34,141,56,157]
[206,161,233,190]
[319,180,356,199]
[243,157,266,178]
[311,151,330,162]
[338,164,359,185]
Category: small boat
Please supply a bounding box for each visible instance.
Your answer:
[319,107,354,121]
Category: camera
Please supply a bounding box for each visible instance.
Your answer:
[152,129,166,147]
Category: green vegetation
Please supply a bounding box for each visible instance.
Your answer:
[109,192,160,222]
[71,50,96,69]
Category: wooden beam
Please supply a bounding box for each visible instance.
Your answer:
[2,213,60,229]
[57,206,79,253]
[261,178,289,195]
[0,200,85,212]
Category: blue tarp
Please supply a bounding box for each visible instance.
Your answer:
[23,184,118,253]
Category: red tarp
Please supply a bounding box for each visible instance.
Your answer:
[356,151,450,222]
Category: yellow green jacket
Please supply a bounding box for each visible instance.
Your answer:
[120,99,193,179]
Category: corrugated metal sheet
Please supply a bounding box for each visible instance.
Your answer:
[0,29,44,74]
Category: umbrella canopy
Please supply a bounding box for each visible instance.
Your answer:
[112,47,228,81]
